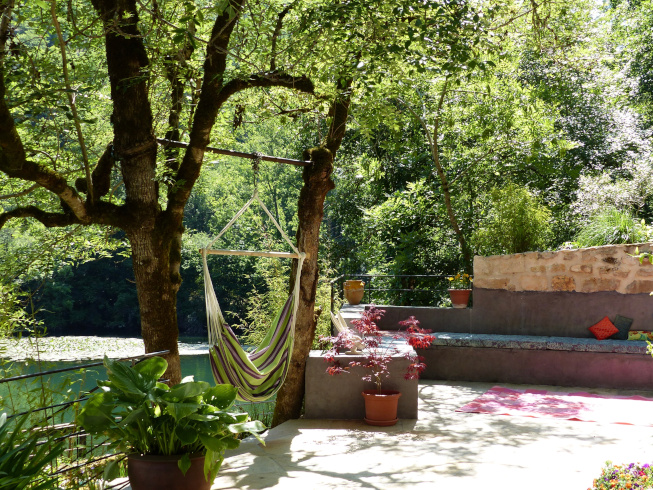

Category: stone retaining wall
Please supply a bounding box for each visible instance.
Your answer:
[474,243,653,294]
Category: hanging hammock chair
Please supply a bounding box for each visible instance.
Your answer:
[202,186,305,402]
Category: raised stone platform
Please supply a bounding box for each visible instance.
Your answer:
[304,332,419,420]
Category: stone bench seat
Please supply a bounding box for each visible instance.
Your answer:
[429,332,650,355]
[414,331,653,390]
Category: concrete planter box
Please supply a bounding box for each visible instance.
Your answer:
[304,350,418,420]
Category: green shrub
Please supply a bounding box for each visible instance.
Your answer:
[575,207,650,247]
[0,284,41,339]
[241,258,336,349]
[473,183,553,255]
[0,412,65,490]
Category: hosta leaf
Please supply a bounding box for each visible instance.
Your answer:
[103,460,121,481]
[164,381,210,401]
[77,392,116,432]
[133,356,168,383]
[104,356,147,396]
[219,434,241,450]
[165,402,201,421]
[203,384,237,409]
[178,453,192,476]
[199,434,228,453]
[228,420,266,435]
[175,425,198,445]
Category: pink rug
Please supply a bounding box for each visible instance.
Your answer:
[456,386,653,425]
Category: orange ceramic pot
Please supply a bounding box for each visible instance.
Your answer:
[361,390,401,426]
[448,289,471,309]
[344,280,365,305]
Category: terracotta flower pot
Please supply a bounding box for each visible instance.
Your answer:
[344,280,365,305]
[448,288,471,309]
[361,390,401,426]
[128,453,211,490]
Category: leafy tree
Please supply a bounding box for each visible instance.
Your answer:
[473,183,553,255]
[0,0,335,385]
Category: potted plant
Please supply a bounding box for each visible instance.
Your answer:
[77,356,265,490]
[447,272,473,308]
[321,307,435,426]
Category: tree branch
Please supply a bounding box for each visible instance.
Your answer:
[0,1,12,58]
[219,71,314,104]
[0,158,88,220]
[91,0,157,217]
[325,78,353,155]
[0,183,39,200]
[162,0,251,225]
[0,206,79,229]
[0,1,89,221]
[0,0,25,172]
[51,0,93,202]
[397,81,473,271]
[271,2,295,71]
[76,143,115,197]
[164,16,195,174]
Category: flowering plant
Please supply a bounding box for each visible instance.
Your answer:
[447,272,473,289]
[589,461,653,490]
[320,307,435,393]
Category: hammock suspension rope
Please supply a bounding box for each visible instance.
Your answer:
[202,157,306,402]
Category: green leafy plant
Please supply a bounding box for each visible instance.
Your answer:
[575,207,650,247]
[473,183,553,255]
[77,356,265,483]
[0,412,65,490]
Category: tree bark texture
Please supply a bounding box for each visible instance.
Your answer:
[271,78,351,427]
[271,147,335,427]
[129,228,181,384]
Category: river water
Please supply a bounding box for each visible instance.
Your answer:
[0,336,216,415]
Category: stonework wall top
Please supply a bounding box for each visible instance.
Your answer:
[473,242,653,295]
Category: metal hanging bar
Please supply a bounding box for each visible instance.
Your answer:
[201,249,300,259]
[156,138,311,167]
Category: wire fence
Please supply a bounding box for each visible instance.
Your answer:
[0,348,277,489]
[330,273,453,312]
[0,351,168,489]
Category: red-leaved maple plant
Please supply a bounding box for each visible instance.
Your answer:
[320,307,435,393]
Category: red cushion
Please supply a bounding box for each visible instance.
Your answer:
[589,317,619,340]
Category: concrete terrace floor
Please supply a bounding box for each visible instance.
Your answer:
[211,380,653,490]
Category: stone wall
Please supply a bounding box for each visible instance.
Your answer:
[474,243,653,295]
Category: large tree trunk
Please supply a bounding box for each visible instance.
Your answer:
[271,147,334,426]
[129,230,182,384]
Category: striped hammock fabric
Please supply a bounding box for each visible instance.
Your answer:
[202,189,305,402]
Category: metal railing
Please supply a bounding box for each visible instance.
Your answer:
[330,274,452,312]
[0,350,170,489]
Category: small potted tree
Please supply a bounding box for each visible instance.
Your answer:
[321,307,435,426]
[77,356,265,490]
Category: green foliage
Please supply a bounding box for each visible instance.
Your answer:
[473,183,553,255]
[0,283,39,338]
[240,256,335,349]
[618,0,653,129]
[0,412,65,490]
[77,356,265,482]
[574,207,650,247]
